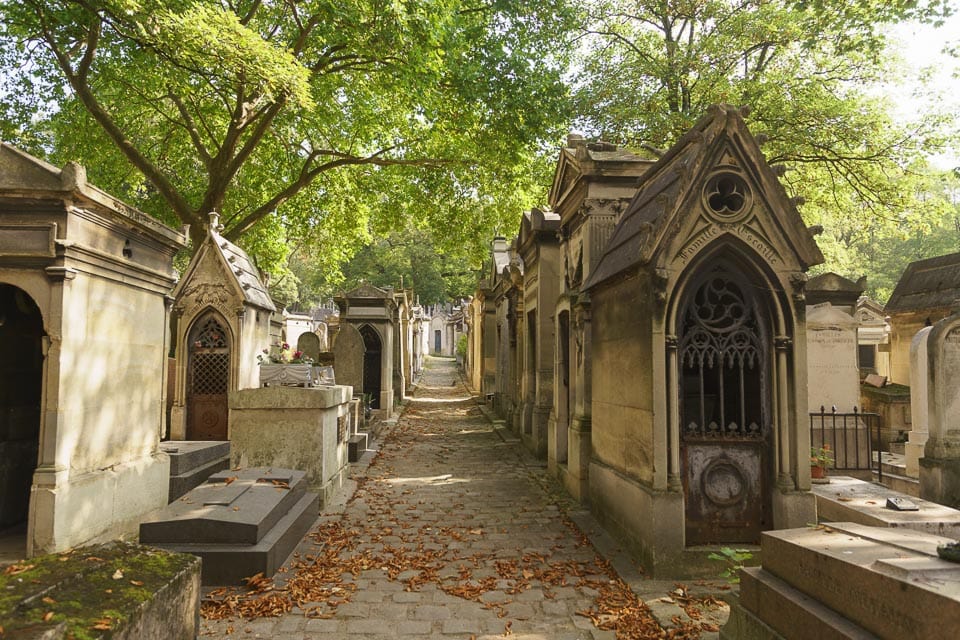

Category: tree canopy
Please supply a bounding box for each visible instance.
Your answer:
[0,0,574,276]
[572,0,957,300]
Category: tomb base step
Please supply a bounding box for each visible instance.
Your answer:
[149,491,319,586]
[168,455,231,502]
[348,433,369,462]
[141,468,309,546]
[725,567,879,640]
[873,469,920,497]
[811,475,959,537]
[161,441,230,475]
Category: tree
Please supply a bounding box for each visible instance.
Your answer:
[291,224,481,307]
[571,0,956,228]
[0,0,574,274]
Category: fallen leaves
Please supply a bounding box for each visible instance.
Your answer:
[199,370,720,640]
[3,563,35,575]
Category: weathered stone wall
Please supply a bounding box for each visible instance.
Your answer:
[228,386,351,504]
[590,276,655,485]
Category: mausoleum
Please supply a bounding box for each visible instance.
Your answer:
[169,212,275,440]
[334,284,397,416]
[582,105,824,573]
[0,144,186,554]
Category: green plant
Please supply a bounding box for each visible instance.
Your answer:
[708,547,753,584]
[455,334,468,359]
[810,444,834,468]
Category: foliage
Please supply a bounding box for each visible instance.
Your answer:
[707,546,753,584]
[810,444,834,468]
[456,333,468,359]
[572,0,958,291]
[293,224,482,306]
[0,0,575,281]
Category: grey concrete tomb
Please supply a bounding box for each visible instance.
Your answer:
[139,467,318,585]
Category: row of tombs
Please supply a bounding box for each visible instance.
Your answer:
[462,104,960,576]
[0,142,440,557]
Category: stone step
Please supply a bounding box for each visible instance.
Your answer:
[153,491,319,586]
[168,454,231,502]
[161,440,230,476]
[811,475,960,538]
[348,432,368,462]
[760,523,960,639]
[731,566,880,640]
[873,469,920,497]
[140,468,308,546]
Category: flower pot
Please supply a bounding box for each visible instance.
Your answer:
[811,465,827,479]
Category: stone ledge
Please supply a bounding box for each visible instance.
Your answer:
[0,541,199,639]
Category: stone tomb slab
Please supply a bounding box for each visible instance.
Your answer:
[812,475,960,539]
[760,523,960,639]
[139,467,318,585]
[140,468,307,545]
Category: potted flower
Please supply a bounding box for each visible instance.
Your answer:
[810,444,833,480]
[258,343,316,386]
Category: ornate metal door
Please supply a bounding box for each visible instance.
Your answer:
[360,325,381,409]
[679,270,770,544]
[187,313,230,440]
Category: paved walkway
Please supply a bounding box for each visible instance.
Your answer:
[199,357,728,639]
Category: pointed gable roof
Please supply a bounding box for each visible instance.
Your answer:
[583,104,823,291]
[173,212,275,312]
[886,251,960,313]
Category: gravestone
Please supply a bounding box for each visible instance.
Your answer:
[907,326,932,477]
[297,331,321,362]
[921,309,960,507]
[332,323,365,394]
[805,302,861,412]
[723,522,960,640]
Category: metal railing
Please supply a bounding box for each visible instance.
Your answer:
[809,406,883,482]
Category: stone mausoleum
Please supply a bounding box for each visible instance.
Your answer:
[0,144,186,554]
[582,105,824,572]
[169,213,275,441]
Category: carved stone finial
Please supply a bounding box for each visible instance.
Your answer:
[208,211,221,233]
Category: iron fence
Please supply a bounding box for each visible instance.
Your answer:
[809,406,883,482]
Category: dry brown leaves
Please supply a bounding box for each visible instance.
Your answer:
[200,389,715,640]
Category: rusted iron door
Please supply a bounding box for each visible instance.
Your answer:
[187,314,230,440]
[678,270,770,545]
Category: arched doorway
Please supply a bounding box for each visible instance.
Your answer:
[359,325,382,409]
[677,261,773,544]
[555,310,570,464]
[186,311,231,440]
[0,284,44,535]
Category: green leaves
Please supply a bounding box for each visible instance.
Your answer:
[0,0,575,285]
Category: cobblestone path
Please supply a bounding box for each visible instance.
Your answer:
[199,357,727,639]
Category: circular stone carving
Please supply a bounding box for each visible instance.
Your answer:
[701,458,747,507]
[703,172,751,221]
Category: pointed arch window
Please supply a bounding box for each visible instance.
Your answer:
[679,270,766,439]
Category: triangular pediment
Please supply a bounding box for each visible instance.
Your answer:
[548,147,581,210]
[173,223,275,316]
[0,143,67,192]
[585,105,824,291]
[345,283,392,299]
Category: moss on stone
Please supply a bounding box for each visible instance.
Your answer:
[0,541,197,639]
